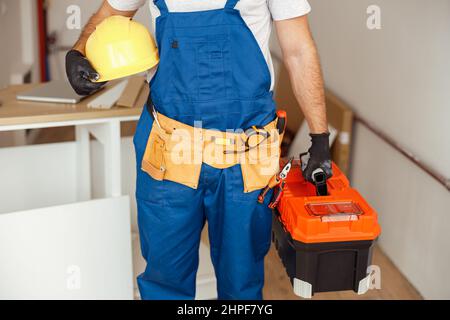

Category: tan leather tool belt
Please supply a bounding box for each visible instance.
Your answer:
[142,112,282,193]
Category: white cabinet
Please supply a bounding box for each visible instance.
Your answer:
[0,197,134,300]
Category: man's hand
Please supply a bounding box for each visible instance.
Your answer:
[301,133,332,184]
[66,50,106,96]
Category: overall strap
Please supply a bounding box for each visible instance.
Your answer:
[153,0,169,14]
[224,0,240,9]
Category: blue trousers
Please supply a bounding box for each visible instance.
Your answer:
[134,109,273,300]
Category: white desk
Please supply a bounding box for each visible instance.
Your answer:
[0,83,146,201]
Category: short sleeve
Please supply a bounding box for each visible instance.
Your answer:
[107,0,146,11]
[269,0,311,21]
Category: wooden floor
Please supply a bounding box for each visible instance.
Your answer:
[31,125,422,300]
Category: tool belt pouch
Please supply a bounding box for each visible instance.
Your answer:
[240,130,282,193]
[142,128,166,181]
[142,121,202,189]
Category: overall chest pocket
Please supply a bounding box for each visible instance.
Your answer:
[169,34,230,101]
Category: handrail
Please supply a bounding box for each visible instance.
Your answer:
[354,114,450,192]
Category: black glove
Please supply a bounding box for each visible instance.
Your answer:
[65,49,106,96]
[301,133,333,184]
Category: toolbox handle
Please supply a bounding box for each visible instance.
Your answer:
[299,153,329,197]
[312,169,328,196]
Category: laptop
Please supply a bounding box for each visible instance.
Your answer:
[16,80,92,104]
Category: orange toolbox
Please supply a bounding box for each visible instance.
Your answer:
[272,161,381,298]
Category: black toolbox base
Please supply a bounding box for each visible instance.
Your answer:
[272,214,375,298]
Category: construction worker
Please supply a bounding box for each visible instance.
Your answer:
[66,0,332,300]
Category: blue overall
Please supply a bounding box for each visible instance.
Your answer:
[133,0,276,300]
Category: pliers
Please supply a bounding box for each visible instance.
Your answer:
[257,157,293,205]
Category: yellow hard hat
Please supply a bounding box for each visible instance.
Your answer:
[86,16,159,82]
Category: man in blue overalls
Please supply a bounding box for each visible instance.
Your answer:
[66,0,332,300]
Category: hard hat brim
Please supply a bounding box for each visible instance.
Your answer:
[94,55,160,83]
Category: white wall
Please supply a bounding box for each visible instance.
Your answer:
[305,0,450,299]
[0,0,23,87]
[0,0,39,87]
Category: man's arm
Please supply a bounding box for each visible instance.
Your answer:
[275,15,333,182]
[66,1,138,95]
[73,1,138,55]
[275,15,327,134]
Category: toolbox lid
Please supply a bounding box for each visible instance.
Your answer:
[277,163,381,244]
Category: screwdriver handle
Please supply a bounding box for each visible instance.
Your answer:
[276,110,287,135]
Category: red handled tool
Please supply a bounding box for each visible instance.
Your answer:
[257,110,289,205]
[258,157,293,204]
[276,110,287,135]
[268,180,286,209]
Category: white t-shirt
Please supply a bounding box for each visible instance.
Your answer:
[107,0,311,90]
